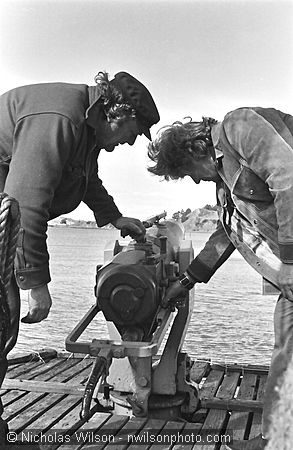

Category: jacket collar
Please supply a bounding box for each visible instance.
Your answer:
[211,122,223,160]
[85,86,104,130]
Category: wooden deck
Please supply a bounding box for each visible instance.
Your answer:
[1,349,269,449]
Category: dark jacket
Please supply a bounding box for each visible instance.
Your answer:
[187,107,293,283]
[0,82,122,289]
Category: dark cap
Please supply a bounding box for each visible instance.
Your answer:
[112,71,160,140]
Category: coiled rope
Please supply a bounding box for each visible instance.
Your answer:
[0,194,20,353]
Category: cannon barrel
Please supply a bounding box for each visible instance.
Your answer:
[95,219,184,339]
[66,216,198,420]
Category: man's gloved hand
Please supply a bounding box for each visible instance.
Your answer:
[112,216,146,240]
[161,280,189,308]
[21,284,52,324]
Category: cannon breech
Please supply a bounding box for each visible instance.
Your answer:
[66,215,199,420]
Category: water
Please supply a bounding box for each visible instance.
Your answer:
[12,227,276,365]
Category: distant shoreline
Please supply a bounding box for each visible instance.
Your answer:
[49,206,218,233]
[48,224,214,234]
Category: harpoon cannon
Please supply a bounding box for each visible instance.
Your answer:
[66,213,199,420]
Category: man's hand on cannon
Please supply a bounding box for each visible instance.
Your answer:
[161,280,189,308]
[112,216,146,241]
[161,272,196,309]
[21,284,52,324]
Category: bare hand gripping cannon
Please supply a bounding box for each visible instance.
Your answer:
[66,213,199,420]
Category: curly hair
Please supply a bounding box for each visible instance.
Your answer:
[94,71,136,123]
[147,117,217,180]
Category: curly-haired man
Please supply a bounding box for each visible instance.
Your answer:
[148,107,293,450]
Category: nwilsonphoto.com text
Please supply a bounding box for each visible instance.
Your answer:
[8,429,234,446]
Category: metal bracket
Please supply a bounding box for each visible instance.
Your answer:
[66,303,174,358]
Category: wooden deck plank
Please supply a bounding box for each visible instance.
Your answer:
[102,416,147,450]
[192,410,228,450]
[224,373,258,443]
[10,393,69,432]
[200,397,262,412]
[27,397,83,447]
[12,403,109,450]
[3,370,74,414]
[173,422,202,450]
[195,371,241,450]
[117,418,165,450]
[22,357,78,380]
[4,391,48,421]
[52,411,112,450]
[54,416,204,450]
[13,396,106,448]
[249,375,267,439]
[7,349,58,366]
[6,363,23,372]
[4,360,47,379]
[248,412,262,440]
[254,375,267,402]
[0,356,272,450]
[190,360,211,384]
[31,401,85,448]
[78,414,130,450]
[2,379,85,396]
[53,405,110,434]
[4,358,92,400]
[1,390,29,409]
[4,353,86,384]
[191,369,224,423]
[199,369,225,399]
[210,363,269,375]
[1,358,79,405]
[26,396,82,433]
[4,362,93,423]
[40,407,111,450]
[216,371,241,400]
[5,350,58,386]
[148,420,185,450]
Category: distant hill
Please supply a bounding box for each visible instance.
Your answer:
[49,217,99,228]
[49,206,218,232]
[180,206,218,232]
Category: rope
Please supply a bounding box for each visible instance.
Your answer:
[0,193,20,352]
[0,194,20,294]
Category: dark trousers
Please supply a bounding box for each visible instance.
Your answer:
[262,295,293,438]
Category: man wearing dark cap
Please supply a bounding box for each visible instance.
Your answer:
[0,70,159,445]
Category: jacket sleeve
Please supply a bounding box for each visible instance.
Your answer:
[187,219,235,282]
[5,114,78,289]
[83,164,122,227]
[223,107,293,263]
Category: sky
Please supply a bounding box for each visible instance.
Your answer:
[1,0,293,221]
